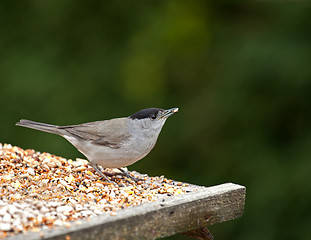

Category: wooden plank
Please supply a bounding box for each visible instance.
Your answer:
[8,183,245,240]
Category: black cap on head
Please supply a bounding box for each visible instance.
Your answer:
[129,108,164,120]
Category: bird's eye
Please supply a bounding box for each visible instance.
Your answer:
[151,114,157,119]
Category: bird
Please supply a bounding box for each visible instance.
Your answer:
[16,108,178,183]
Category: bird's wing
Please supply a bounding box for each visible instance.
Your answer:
[60,118,131,149]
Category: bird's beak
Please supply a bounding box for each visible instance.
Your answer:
[160,108,179,119]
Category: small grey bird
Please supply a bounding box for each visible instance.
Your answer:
[16,108,178,183]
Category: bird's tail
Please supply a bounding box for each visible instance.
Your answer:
[16,119,64,135]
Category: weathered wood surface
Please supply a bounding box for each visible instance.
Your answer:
[8,183,246,240]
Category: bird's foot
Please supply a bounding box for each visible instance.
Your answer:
[117,168,142,182]
[88,162,143,185]
[89,162,118,186]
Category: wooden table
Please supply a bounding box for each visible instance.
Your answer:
[9,183,246,240]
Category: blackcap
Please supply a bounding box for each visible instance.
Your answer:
[16,108,178,183]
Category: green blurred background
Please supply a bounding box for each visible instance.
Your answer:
[1,1,311,239]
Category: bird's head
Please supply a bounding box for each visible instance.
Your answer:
[128,107,179,135]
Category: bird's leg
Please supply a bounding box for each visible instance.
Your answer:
[117,168,141,182]
[89,162,116,185]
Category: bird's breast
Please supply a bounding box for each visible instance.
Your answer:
[82,134,158,168]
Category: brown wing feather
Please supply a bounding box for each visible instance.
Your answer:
[60,118,131,148]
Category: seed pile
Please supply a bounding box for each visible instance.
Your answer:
[0,143,189,238]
